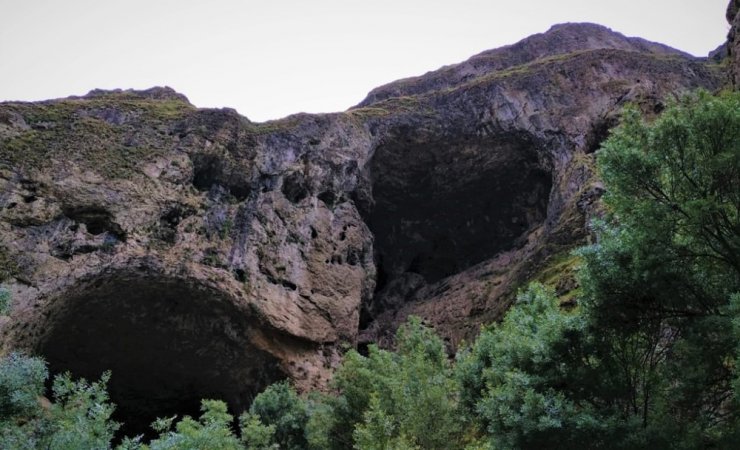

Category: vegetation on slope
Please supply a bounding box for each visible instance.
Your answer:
[1,90,739,449]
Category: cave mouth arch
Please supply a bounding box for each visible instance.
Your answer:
[360,130,552,304]
[35,272,286,439]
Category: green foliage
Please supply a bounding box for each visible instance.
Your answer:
[219,217,234,239]
[302,393,336,449]
[352,394,395,450]
[532,250,582,302]
[0,353,119,450]
[0,353,47,421]
[239,318,467,449]
[329,317,464,450]
[239,413,277,450]
[246,381,309,450]
[352,394,421,450]
[142,400,242,450]
[457,284,607,449]
[44,371,119,450]
[577,90,740,445]
[597,91,739,274]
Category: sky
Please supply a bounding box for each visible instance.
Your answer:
[0,0,732,122]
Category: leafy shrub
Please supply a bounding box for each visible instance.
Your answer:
[245,381,309,450]
[330,317,464,450]
[0,353,119,450]
[142,400,242,450]
[0,352,47,420]
[456,284,606,449]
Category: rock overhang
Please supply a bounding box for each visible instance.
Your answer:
[33,269,284,437]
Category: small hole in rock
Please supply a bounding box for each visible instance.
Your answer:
[282,172,309,204]
[317,190,336,207]
[234,268,247,282]
[357,342,370,357]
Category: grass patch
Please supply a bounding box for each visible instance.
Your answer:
[247,117,300,135]
[348,96,435,121]
[0,95,195,179]
[534,250,582,305]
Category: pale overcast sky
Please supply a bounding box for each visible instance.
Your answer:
[0,0,731,122]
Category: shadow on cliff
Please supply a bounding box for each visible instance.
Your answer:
[34,272,286,439]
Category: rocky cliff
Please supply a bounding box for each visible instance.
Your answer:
[727,0,740,86]
[0,21,726,433]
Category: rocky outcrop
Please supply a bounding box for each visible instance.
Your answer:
[0,23,724,432]
[359,23,693,106]
[352,29,722,346]
[727,0,740,86]
[0,89,377,434]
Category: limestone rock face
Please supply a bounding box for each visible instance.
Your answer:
[351,29,722,347]
[0,23,724,430]
[727,0,740,86]
[359,22,693,107]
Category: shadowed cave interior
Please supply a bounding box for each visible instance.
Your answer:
[36,273,285,439]
[359,131,552,320]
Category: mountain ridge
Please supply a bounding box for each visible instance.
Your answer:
[357,21,698,107]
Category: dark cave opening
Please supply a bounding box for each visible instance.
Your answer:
[36,273,285,440]
[191,153,252,201]
[362,132,552,298]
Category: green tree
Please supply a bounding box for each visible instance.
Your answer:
[44,371,119,450]
[0,352,47,421]
[246,381,309,450]
[579,90,740,444]
[457,284,610,449]
[597,91,739,276]
[239,412,276,450]
[329,317,464,450]
[458,91,740,449]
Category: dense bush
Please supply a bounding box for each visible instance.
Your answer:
[0,352,47,422]
[242,317,468,449]
[140,400,243,450]
[335,317,463,449]
[456,284,603,449]
[244,381,309,449]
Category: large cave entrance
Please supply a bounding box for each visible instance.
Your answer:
[360,131,552,318]
[35,273,285,439]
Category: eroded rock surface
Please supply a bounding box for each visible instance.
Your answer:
[0,22,727,427]
[727,0,740,86]
[352,26,724,346]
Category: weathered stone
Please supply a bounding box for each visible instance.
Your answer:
[727,0,740,87]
